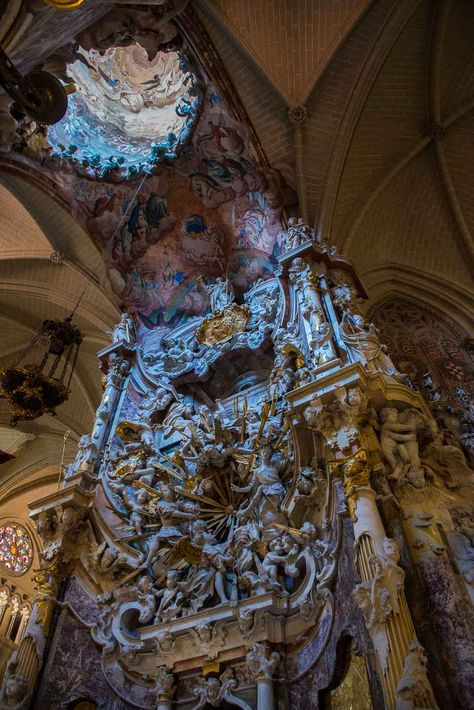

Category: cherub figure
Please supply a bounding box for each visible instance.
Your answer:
[0,661,31,710]
[262,538,287,590]
[379,407,421,481]
[137,575,160,624]
[110,483,151,536]
[154,570,185,622]
[89,540,138,578]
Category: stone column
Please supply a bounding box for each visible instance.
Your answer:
[0,560,62,707]
[246,642,280,710]
[341,450,438,709]
[92,352,131,452]
[150,666,175,710]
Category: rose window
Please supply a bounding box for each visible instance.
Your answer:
[0,523,33,576]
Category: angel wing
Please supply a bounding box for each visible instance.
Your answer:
[163,536,202,567]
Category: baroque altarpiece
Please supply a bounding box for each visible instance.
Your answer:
[0,5,473,710]
[3,225,474,710]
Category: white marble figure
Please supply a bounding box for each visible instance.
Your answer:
[109,482,152,536]
[422,428,474,488]
[154,570,185,622]
[284,217,312,251]
[353,537,404,631]
[142,482,197,568]
[396,642,439,710]
[137,575,160,624]
[89,540,137,578]
[246,641,280,680]
[180,519,233,612]
[65,434,98,479]
[333,288,400,377]
[233,444,290,541]
[379,408,423,485]
[197,275,235,313]
[161,397,195,440]
[245,283,280,341]
[192,669,246,710]
[110,312,136,344]
[140,385,173,420]
[0,669,30,710]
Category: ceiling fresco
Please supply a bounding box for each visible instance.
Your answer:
[62,86,289,334]
[13,16,296,339]
[47,45,202,177]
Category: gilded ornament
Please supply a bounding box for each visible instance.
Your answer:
[203,661,220,677]
[115,421,142,442]
[340,449,371,521]
[33,564,60,633]
[195,304,250,346]
[42,0,86,7]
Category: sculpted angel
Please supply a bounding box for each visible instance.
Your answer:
[142,482,198,568]
[179,519,233,612]
[153,570,185,623]
[89,540,138,578]
[109,482,151,536]
[232,444,290,541]
[196,275,234,313]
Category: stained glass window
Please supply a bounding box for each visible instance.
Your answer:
[0,523,33,576]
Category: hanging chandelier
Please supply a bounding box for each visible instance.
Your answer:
[0,314,82,426]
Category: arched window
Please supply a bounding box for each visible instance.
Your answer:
[0,523,33,576]
[7,613,21,641]
[371,298,473,414]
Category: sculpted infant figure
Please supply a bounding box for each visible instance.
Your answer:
[379,408,422,483]
[154,570,184,622]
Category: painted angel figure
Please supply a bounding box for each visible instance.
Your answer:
[196,275,234,313]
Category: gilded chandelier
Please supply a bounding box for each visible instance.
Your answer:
[0,315,82,425]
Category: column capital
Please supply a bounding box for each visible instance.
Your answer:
[246,642,280,681]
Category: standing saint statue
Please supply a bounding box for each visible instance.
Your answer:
[110,313,136,344]
[197,275,234,313]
